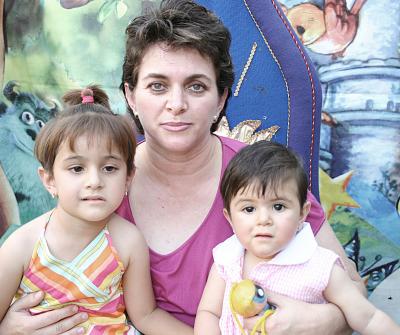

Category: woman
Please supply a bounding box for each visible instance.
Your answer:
[0,0,363,334]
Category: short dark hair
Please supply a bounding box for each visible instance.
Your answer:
[120,0,234,134]
[35,86,136,176]
[221,141,308,214]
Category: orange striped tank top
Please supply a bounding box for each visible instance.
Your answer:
[15,223,134,334]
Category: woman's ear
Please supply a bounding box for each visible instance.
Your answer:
[218,88,229,113]
[38,167,57,198]
[124,82,136,112]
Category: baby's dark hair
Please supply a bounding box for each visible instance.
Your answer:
[221,141,308,214]
[120,0,234,134]
[35,85,136,176]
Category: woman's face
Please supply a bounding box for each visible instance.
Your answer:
[124,44,227,154]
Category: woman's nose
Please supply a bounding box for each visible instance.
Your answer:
[166,87,187,115]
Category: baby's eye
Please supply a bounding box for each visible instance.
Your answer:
[243,206,255,213]
[273,203,285,211]
[188,83,205,93]
[70,166,83,173]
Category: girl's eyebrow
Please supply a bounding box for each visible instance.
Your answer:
[62,154,124,162]
[233,197,256,206]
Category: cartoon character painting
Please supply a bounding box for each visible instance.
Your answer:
[279,1,400,316]
[0,81,56,239]
[281,0,367,58]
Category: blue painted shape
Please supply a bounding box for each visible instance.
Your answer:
[197,0,322,198]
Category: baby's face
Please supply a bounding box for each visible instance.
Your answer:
[224,179,306,263]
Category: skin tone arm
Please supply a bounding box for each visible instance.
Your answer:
[324,264,400,335]
[194,264,225,335]
[121,223,192,335]
[0,223,88,335]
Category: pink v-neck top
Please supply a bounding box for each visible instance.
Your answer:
[116,136,325,326]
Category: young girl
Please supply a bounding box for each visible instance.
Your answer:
[195,140,400,335]
[0,86,191,334]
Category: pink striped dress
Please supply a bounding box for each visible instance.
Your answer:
[213,223,343,335]
[14,225,134,334]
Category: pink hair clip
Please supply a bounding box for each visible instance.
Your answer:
[81,88,94,104]
[81,95,94,104]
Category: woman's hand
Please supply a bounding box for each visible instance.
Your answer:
[0,292,88,335]
[244,291,352,335]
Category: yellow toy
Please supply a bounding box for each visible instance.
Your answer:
[229,279,274,335]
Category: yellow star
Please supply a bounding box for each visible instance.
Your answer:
[319,169,360,219]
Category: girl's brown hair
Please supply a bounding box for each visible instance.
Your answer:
[35,85,136,176]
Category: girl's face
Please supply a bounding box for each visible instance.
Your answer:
[124,43,228,154]
[40,135,133,224]
[223,178,310,264]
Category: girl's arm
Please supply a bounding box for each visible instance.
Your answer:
[324,264,400,335]
[194,264,225,335]
[0,223,88,335]
[0,229,28,321]
[122,225,192,335]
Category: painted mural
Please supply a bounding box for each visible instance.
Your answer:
[279,0,400,319]
[0,0,399,321]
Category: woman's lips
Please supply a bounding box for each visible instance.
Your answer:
[161,122,191,132]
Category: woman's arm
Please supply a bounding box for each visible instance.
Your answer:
[122,225,192,335]
[253,291,351,335]
[194,264,225,335]
[0,293,87,335]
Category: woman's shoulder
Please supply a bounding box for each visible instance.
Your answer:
[217,135,247,154]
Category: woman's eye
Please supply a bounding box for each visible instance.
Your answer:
[150,82,165,91]
[188,83,205,93]
[273,204,284,211]
[243,206,255,213]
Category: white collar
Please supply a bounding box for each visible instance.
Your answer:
[213,223,318,267]
[268,223,317,265]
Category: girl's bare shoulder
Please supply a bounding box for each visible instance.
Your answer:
[107,214,148,264]
[1,211,51,268]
